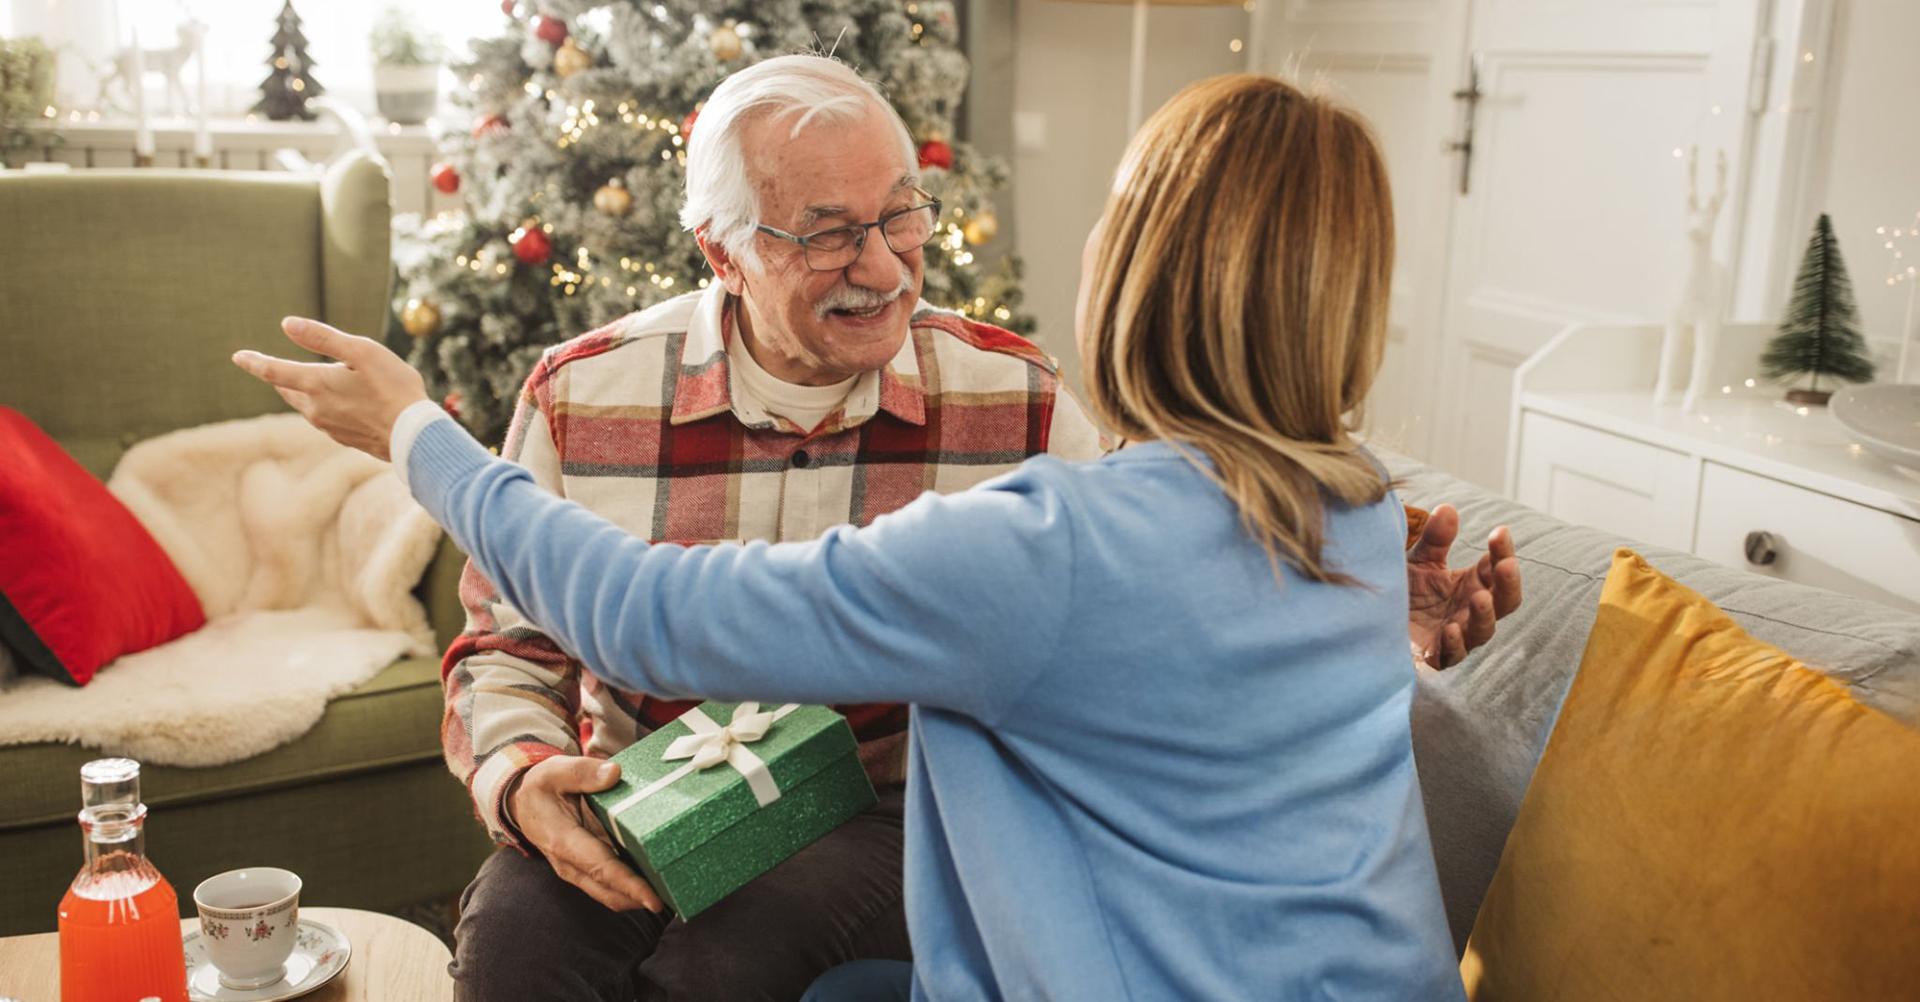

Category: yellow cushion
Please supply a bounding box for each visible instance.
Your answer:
[1461,549,1920,1001]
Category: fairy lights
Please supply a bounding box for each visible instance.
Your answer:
[1878,212,1920,287]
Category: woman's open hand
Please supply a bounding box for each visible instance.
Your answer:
[232,317,429,462]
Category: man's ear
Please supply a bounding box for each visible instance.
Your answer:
[695,229,748,296]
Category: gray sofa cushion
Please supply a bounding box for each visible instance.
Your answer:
[1382,451,1920,951]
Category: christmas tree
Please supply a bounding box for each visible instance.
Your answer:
[251,0,324,121]
[1762,213,1876,404]
[390,0,1030,445]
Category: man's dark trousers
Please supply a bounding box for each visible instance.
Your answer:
[450,787,911,1001]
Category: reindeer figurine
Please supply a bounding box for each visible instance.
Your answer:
[95,19,208,117]
[1654,146,1731,414]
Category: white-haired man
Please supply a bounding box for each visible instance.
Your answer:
[438,54,1517,1000]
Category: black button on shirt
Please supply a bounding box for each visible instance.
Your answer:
[791,449,811,469]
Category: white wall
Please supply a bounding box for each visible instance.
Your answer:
[1010,0,1246,387]
[1804,0,1920,354]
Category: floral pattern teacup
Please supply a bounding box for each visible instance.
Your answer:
[192,867,301,990]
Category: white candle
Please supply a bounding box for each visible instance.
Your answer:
[194,26,211,160]
[130,26,154,158]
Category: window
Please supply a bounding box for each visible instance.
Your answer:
[14,1,504,119]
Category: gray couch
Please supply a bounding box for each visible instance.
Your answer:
[1386,451,1920,949]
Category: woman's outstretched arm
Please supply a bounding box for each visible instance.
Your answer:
[234,316,1073,720]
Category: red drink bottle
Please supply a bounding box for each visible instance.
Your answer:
[56,758,190,1002]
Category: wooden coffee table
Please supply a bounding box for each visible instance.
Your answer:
[0,906,453,1001]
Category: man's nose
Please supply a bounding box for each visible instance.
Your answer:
[846,227,906,289]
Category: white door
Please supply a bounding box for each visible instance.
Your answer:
[1250,0,1473,461]
[1256,0,1770,488]
[1429,0,1768,489]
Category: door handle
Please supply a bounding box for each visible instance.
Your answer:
[1443,53,1483,196]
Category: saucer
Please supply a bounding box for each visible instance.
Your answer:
[181,916,351,1002]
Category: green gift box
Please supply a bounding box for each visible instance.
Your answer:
[587,701,878,918]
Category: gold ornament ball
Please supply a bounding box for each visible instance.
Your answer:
[709,24,743,61]
[962,211,999,246]
[594,179,633,217]
[401,297,442,338]
[554,39,591,78]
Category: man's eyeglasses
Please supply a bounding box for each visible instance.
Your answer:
[756,192,943,272]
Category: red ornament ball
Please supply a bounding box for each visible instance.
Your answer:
[916,139,953,171]
[680,108,700,143]
[533,14,569,47]
[472,113,509,138]
[430,162,460,194]
[443,392,464,419]
[500,0,518,16]
[511,226,552,265]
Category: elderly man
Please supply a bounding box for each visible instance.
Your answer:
[411,55,1516,1001]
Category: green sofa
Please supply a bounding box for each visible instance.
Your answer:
[0,153,492,936]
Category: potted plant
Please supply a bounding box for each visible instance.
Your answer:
[0,36,57,168]
[370,7,443,125]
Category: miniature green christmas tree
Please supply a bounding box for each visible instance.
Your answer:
[1761,213,1876,404]
[251,1,324,122]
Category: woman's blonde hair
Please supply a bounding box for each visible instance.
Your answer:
[1082,74,1395,585]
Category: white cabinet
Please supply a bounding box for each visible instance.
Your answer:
[1513,412,1697,552]
[1509,322,1920,613]
[1695,463,1920,611]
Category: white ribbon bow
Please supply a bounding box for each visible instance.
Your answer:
[603,702,802,847]
[663,702,780,785]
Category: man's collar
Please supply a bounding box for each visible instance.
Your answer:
[668,282,927,429]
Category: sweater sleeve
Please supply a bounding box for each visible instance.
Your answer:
[404,415,1074,724]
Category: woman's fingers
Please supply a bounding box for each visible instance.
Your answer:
[281,316,372,365]
[232,350,336,393]
[271,384,314,415]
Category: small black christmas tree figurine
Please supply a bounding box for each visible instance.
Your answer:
[251,0,324,121]
[1761,213,1876,405]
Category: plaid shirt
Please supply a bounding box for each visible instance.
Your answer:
[442,283,1104,845]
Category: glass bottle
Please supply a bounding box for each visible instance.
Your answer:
[56,758,190,1002]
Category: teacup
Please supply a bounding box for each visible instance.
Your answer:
[192,867,302,990]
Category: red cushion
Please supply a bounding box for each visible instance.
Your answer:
[0,408,205,685]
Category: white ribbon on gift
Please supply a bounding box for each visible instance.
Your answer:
[602,702,803,847]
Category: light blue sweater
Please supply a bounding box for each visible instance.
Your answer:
[402,412,1464,1002]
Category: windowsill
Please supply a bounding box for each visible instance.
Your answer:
[24,115,449,145]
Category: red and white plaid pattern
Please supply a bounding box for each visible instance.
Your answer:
[441,284,1103,845]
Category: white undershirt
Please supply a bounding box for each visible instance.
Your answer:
[729,330,856,433]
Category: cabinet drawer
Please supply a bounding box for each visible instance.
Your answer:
[1696,463,1920,611]
[1513,412,1697,551]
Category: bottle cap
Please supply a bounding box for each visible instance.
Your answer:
[80,757,141,812]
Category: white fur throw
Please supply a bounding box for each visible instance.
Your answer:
[0,414,443,766]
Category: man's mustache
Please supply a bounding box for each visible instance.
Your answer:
[815,269,914,318]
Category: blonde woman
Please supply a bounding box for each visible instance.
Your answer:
[240,75,1467,1000]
